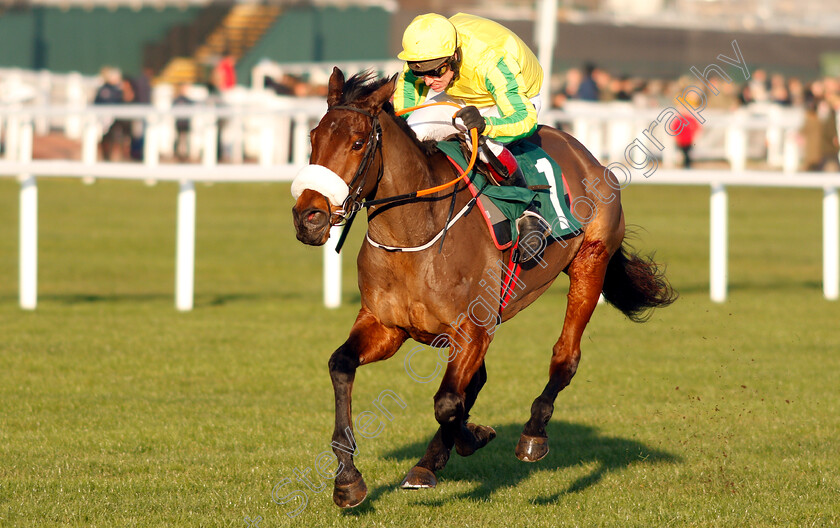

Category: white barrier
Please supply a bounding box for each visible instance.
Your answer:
[630,169,840,302]
[1,103,838,310]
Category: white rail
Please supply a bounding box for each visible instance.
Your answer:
[630,169,840,302]
[1,103,838,309]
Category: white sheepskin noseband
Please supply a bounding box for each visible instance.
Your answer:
[291,164,350,207]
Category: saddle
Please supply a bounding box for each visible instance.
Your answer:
[437,140,582,250]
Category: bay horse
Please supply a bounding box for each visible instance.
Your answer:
[291,69,676,508]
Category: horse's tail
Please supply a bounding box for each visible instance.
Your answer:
[601,243,678,322]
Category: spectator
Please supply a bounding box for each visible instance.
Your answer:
[133,67,153,106]
[801,96,823,171]
[593,67,613,101]
[800,92,840,172]
[129,67,154,160]
[770,73,791,106]
[748,69,770,103]
[576,62,599,101]
[738,83,754,106]
[788,77,806,107]
[675,93,702,169]
[820,92,840,171]
[553,67,581,107]
[613,74,634,102]
[94,67,127,161]
[212,51,236,94]
[119,77,144,161]
[172,84,193,162]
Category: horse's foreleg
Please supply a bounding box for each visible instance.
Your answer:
[329,307,407,507]
[517,239,610,462]
[401,322,493,488]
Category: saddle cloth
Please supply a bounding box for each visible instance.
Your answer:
[437,140,582,249]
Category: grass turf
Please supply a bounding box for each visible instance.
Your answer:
[0,178,838,527]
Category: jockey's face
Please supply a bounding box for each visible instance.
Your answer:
[423,69,455,92]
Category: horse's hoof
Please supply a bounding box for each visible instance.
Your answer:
[455,423,497,457]
[400,466,437,489]
[333,477,368,508]
[515,434,549,462]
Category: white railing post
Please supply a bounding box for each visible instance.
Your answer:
[176,180,196,311]
[824,186,839,301]
[65,72,84,140]
[725,114,747,173]
[607,103,633,162]
[276,114,291,164]
[5,114,19,162]
[535,0,557,118]
[292,113,310,165]
[710,183,728,303]
[35,70,51,136]
[81,116,99,184]
[142,113,160,186]
[18,120,37,310]
[143,113,160,168]
[782,128,799,174]
[324,225,342,308]
[661,130,678,168]
[230,114,245,164]
[572,117,590,158]
[259,115,276,167]
[766,105,783,168]
[202,115,218,167]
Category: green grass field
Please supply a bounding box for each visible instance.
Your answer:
[1,178,838,527]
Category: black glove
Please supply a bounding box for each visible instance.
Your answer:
[455,106,486,135]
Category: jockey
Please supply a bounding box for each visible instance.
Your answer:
[394,12,551,263]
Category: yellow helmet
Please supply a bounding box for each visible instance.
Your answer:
[397,13,457,63]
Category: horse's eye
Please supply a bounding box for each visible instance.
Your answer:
[351,139,365,151]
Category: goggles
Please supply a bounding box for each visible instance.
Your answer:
[408,60,451,78]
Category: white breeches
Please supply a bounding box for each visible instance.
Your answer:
[405,91,542,156]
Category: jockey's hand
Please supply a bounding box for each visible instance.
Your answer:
[455,106,486,135]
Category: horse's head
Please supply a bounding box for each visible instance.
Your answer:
[292,68,397,246]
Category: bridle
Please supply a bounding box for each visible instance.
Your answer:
[327,105,384,229]
[319,102,480,253]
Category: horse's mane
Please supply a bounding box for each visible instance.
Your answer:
[340,70,440,157]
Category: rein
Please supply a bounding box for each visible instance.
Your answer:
[327,101,480,253]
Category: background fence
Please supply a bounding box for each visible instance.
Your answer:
[1,78,838,310]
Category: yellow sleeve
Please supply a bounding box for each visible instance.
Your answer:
[393,65,430,117]
[482,56,538,142]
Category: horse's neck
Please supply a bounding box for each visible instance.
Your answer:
[366,115,451,246]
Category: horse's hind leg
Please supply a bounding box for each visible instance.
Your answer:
[402,323,495,488]
[516,239,611,462]
[329,307,407,507]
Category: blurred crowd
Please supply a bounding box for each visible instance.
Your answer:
[261,63,840,171]
[84,60,840,171]
[264,73,328,98]
[552,64,840,171]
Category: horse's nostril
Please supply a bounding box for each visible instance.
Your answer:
[303,209,327,228]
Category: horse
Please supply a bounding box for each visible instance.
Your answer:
[291,68,676,508]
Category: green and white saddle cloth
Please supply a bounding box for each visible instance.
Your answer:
[436,140,582,241]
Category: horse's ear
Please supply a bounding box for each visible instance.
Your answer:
[327,67,345,108]
[359,73,399,114]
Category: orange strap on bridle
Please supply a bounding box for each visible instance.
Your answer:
[394,101,479,197]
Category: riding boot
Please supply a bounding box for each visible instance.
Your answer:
[516,203,551,263]
[484,145,551,264]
